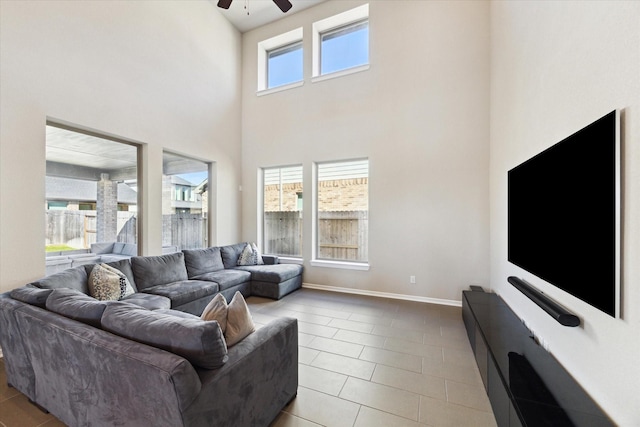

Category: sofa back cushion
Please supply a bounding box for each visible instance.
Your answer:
[46,288,111,328]
[182,247,225,277]
[130,252,188,290]
[102,302,228,369]
[29,266,89,294]
[220,243,248,269]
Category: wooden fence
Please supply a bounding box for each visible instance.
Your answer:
[264,210,368,261]
[46,211,206,250]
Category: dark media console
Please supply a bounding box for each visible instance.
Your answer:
[462,289,614,427]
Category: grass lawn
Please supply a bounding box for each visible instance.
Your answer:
[45,244,77,252]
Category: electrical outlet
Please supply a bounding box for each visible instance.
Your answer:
[410,275,416,284]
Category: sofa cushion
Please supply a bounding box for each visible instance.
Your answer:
[200,293,228,332]
[235,264,303,283]
[192,269,251,291]
[29,266,89,294]
[10,286,53,308]
[182,247,225,277]
[131,252,188,290]
[120,293,171,310]
[220,243,247,269]
[225,291,255,347]
[46,288,111,328]
[155,308,202,320]
[102,302,228,369]
[141,280,219,308]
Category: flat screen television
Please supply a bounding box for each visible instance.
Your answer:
[508,110,620,318]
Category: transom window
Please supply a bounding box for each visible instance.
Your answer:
[267,41,303,89]
[320,19,369,75]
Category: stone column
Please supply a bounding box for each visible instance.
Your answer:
[96,173,118,242]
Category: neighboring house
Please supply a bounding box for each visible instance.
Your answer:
[162,175,204,214]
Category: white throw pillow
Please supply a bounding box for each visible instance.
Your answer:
[200,293,228,332]
[89,264,129,301]
[224,292,256,347]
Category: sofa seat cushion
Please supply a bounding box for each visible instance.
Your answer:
[235,264,303,283]
[45,288,111,328]
[121,293,171,310]
[102,302,228,369]
[141,280,219,307]
[182,247,225,277]
[192,269,251,291]
[131,252,189,290]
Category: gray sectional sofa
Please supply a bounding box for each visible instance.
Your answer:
[0,243,303,427]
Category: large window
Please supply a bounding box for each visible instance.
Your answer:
[313,4,369,79]
[45,124,139,274]
[257,27,303,93]
[162,152,210,250]
[263,165,303,257]
[315,159,369,263]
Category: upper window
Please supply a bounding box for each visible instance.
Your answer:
[315,159,369,264]
[258,28,303,93]
[313,4,369,79]
[263,165,303,258]
[267,42,303,89]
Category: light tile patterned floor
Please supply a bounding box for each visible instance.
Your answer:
[0,288,497,427]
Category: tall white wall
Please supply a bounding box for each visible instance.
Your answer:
[0,1,243,292]
[490,2,640,424]
[241,0,490,303]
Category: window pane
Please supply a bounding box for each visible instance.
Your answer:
[316,159,368,262]
[321,21,369,75]
[162,152,209,250]
[263,165,303,257]
[268,42,303,89]
[45,125,139,274]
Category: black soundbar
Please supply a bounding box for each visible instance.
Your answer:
[507,276,580,327]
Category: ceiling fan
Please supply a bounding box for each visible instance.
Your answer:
[217,0,293,13]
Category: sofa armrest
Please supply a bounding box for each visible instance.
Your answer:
[183,317,298,427]
[261,255,279,265]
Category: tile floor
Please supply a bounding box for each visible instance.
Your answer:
[0,288,497,427]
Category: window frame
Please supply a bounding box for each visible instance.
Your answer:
[312,4,370,83]
[311,158,370,271]
[257,27,304,95]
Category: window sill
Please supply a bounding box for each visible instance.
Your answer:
[310,259,370,271]
[278,257,304,265]
[257,81,304,97]
[311,64,370,84]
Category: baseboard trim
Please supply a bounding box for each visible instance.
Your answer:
[301,283,462,307]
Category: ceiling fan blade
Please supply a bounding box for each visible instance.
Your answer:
[273,0,293,13]
[217,0,233,9]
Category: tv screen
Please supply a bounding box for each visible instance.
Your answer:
[508,110,620,317]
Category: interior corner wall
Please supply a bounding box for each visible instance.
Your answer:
[0,1,243,293]
[490,2,640,424]
[241,0,490,303]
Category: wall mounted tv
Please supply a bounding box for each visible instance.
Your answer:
[508,110,620,318]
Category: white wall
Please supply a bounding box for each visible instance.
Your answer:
[490,2,640,424]
[241,0,490,304]
[0,1,243,292]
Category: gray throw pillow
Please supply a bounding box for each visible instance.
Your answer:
[102,302,228,369]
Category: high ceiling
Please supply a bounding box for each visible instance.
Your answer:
[214,0,326,33]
